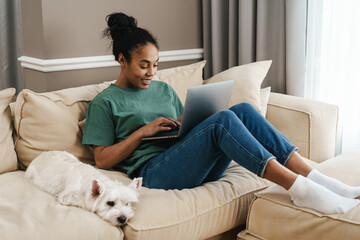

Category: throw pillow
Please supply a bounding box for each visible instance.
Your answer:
[78,119,94,154]
[204,60,272,112]
[0,88,18,173]
[154,60,206,104]
[13,82,111,169]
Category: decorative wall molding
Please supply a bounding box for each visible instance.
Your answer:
[18,48,204,73]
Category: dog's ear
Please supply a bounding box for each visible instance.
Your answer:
[92,180,101,198]
[129,178,142,192]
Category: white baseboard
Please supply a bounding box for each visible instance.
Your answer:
[18,48,204,73]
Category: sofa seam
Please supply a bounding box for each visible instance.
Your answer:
[157,66,202,79]
[255,196,360,226]
[13,91,29,170]
[26,89,95,107]
[244,194,257,232]
[237,231,263,240]
[13,91,27,149]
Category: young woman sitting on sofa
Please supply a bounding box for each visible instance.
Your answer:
[82,12,360,215]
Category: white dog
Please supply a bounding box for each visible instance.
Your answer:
[25,150,142,226]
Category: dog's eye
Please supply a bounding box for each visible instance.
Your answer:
[107,201,115,207]
[126,202,130,207]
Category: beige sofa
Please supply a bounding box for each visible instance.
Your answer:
[0,61,339,240]
[238,151,360,240]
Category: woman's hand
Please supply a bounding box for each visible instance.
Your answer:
[138,117,181,137]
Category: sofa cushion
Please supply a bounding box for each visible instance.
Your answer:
[97,162,270,240]
[0,163,270,240]
[204,61,272,112]
[100,162,271,239]
[0,171,124,240]
[0,88,17,174]
[238,151,360,240]
[13,82,111,169]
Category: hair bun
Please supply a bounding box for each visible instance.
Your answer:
[103,12,159,63]
[106,12,137,29]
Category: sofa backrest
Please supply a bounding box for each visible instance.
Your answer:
[6,60,272,171]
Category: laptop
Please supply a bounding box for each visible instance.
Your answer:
[142,80,234,141]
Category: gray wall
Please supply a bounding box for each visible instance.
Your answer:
[21,0,202,92]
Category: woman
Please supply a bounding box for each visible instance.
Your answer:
[83,12,360,215]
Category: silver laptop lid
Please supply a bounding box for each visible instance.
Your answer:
[177,80,234,137]
[141,80,234,140]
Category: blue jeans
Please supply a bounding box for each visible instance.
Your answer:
[137,102,297,190]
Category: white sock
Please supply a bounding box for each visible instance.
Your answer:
[307,169,360,199]
[288,175,359,214]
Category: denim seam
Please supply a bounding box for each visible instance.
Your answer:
[217,124,271,176]
[281,146,299,166]
[273,140,298,165]
[259,156,276,178]
[256,137,283,161]
[256,134,295,164]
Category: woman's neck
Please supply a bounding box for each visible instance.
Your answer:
[114,73,129,88]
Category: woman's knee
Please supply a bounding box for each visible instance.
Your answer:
[213,109,237,122]
[207,110,240,134]
[229,102,255,113]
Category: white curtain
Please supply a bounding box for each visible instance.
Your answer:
[305,0,360,154]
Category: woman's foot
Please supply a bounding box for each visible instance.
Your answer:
[307,169,360,199]
[288,175,359,214]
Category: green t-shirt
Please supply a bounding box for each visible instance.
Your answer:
[82,81,184,177]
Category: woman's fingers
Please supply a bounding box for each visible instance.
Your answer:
[139,117,181,138]
[160,118,180,129]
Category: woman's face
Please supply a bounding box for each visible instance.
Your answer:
[120,43,159,90]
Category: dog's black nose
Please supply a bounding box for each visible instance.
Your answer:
[117,216,127,224]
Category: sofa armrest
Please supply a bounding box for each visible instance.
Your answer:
[266,93,338,163]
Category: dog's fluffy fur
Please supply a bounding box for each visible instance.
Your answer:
[25,151,142,226]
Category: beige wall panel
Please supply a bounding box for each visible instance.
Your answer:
[20,0,203,91]
[34,0,202,58]
[21,0,46,58]
[23,69,47,92]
